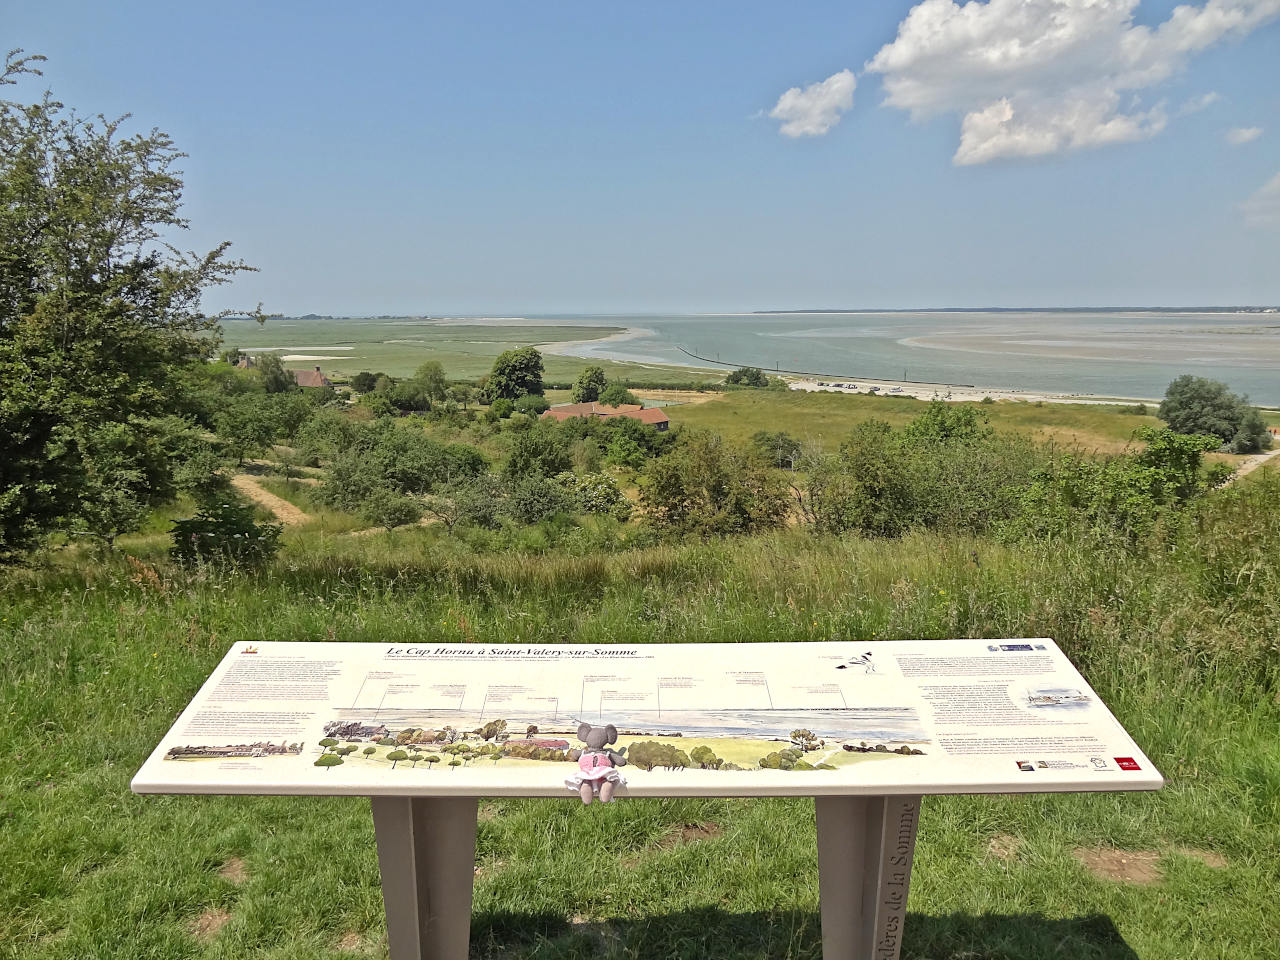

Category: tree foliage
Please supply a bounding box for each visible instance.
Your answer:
[641,432,789,536]
[1158,375,1271,454]
[0,52,250,561]
[599,382,639,407]
[724,367,768,387]
[483,347,544,400]
[571,365,607,403]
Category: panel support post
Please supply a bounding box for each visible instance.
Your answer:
[371,796,478,960]
[815,795,921,960]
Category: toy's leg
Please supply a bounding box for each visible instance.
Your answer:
[599,780,616,803]
[578,782,594,805]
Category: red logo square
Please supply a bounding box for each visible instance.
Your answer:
[1114,757,1140,771]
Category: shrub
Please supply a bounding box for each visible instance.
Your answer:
[641,432,789,536]
[512,394,550,415]
[599,382,639,406]
[170,499,282,568]
[724,366,768,387]
[555,472,631,520]
[361,489,423,531]
[489,397,514,419]
[505,476,576,524]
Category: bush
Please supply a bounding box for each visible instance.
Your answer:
[724,367,768,387]
[361,489,423,531]
[1158,375,1271,453]
[556,472,631,520]
[641,432,789,536]
[505,476,576,524]
[599,382,639,406]
[512,394,550,415]
[489,398,514,419]
[170,499,282,568]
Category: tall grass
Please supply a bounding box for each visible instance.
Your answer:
[2,473,1277,958]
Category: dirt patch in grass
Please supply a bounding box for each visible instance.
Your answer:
[188,907,231,942]
[986,834,1022,862]
[1073,848,1163,885]
[217,857,248,885]
[672,821,722,845]
[1179,848,1228,868]
[336,931,372,953]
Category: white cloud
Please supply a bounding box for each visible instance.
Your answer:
[1241,171,1280,224]
[1179,91,1221,114]
[1227,125,1263,144]
[769,69,856,138]
[863,0,1280,164]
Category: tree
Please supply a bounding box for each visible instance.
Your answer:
[350,371,379,393]
[319,738,339,753]
[447,384,475,409]
[314,754,344,771]
[448,759,462,771]
[790,729,819,752]
[512,394,550,415]
[362,746,376,760]
[751,431,802,470]
[572,366,608,402]
[479,719,508,741]
[689,745,722,769]
[387,380,433,412]
[599,383,639,407]
[413,360,449,401]
[526,724,539,736]
[361,488,423,531]
[424,755,440,770]
[641,432,790,536]
[254,353,297,394]
[378,737,398,747]
[483,347,544,400]
[0,52,250,562]
[386,749,409,770]
[1158,375,1270,453]
[214,396,277,465]
[725,367,768,387]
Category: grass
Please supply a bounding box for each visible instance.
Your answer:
[666,389,1266,465]
[219,316,718,385]
[3,471,1278,959]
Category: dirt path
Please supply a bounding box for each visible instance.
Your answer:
[1227,445,1280,483]
[230,474,310,526]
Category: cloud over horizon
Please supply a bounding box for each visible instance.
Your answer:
[1227,125,1263,144]
[769,68,856,137]
[770,0,1280,164]
[1242,171,1280,225]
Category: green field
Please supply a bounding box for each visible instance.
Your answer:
[4,470,1278,959]
[219,316,718,385]
[665,388,1270,465]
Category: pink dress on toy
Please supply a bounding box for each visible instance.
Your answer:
[564,749,626,792]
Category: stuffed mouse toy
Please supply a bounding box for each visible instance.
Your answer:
[565,722,627,804]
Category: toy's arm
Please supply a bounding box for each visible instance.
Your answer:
[608,748,627,767]
[567,748,582,762]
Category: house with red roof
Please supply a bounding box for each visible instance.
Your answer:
[541,402,669,430]
[293,366,332,388]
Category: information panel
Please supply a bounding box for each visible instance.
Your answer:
[132,639,1162,797]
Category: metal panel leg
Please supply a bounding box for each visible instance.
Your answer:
[815,795,921,960]
[371,796,478,960]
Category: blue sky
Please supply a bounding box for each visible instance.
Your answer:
[7,1,1279,313]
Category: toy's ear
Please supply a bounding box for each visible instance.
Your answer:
[577,723,592,740]
[604,724,618,744]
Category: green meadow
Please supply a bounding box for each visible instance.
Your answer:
[219,317,717,385]
[4,469,1278,959]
